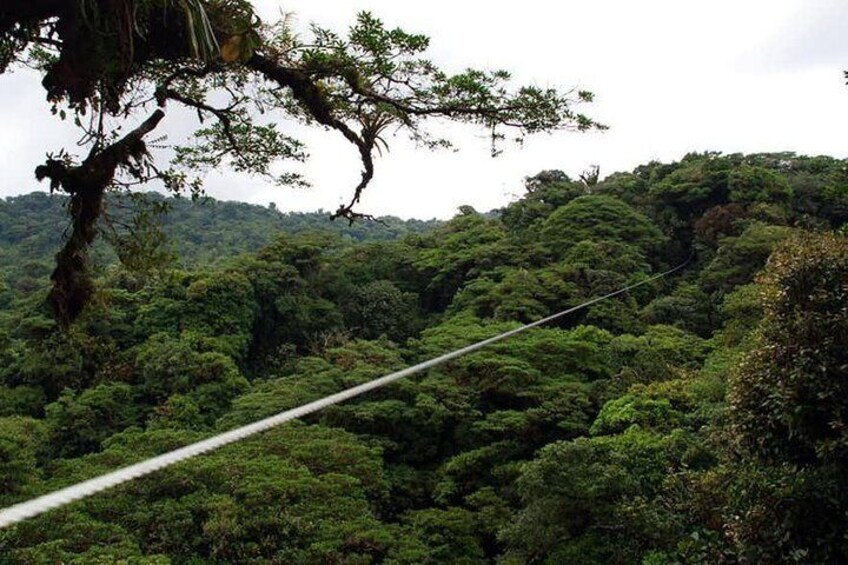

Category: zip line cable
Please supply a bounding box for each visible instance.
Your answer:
[0,255,692,529]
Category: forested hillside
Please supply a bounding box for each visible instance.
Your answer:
[0,151,847,563]
[0,193,440,296]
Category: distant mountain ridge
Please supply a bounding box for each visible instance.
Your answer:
[0,191,442,292]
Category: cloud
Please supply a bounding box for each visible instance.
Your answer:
[749,0,848,71]
[0,70,80,196]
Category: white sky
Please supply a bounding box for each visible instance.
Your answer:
[1,0,847,219]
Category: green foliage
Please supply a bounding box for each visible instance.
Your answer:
[501,170,587,231]
[591,395,683,436]
[719,462,848,563]
[2,4,604,323]
[135,334,249,428]
[717,233,848,562]
[1,1,847,560]
[716,282,763,345]
[45,383,141,458]
[411,210,513,311]
[0,152,846,561]
[728,164,794,204]
[449,266,576,323]
[1,319,120,401]
[699,222,794,292]
[611,324,711,383]
[540,195,666,259]
[0,416,46,500]
[343,280,420,342]
[1,424,413,563]
[402,507,486,563]
[0,386,44,418]
[182,270,257,357]
[641,282,716,336]
[730,234,848,464]
[0,192,440,297]
[506,427,689,564]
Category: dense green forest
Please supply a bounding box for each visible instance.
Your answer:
[0,151,846,563]
[0,192,440,297]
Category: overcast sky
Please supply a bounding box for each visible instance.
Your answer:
[1,0,847,219]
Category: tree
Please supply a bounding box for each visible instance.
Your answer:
[0,416,46,501]
[698,223,794,293]
[134,334,249,428]
[1,424,416,562]
[640,283,716,336]
[500,170,587,231]
[411,211,513,312]
[505,427,689,564]
[2,148,848,561]
[0,3,602,324]
[730,233,848,465]
[539,195,666,260]
[343,279,420,342]
[725,233,848,562]
[44,383,140,458]
[727,164,793,204]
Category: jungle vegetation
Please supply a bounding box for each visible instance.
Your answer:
[0,151,846,563]
[0,192,440,296]
[1,2,848,563]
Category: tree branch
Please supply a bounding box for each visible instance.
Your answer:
[35,109,166,325]
[248,53,376,222]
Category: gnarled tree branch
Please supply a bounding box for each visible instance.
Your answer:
[35,109,166,325]
[248,53,376,222]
